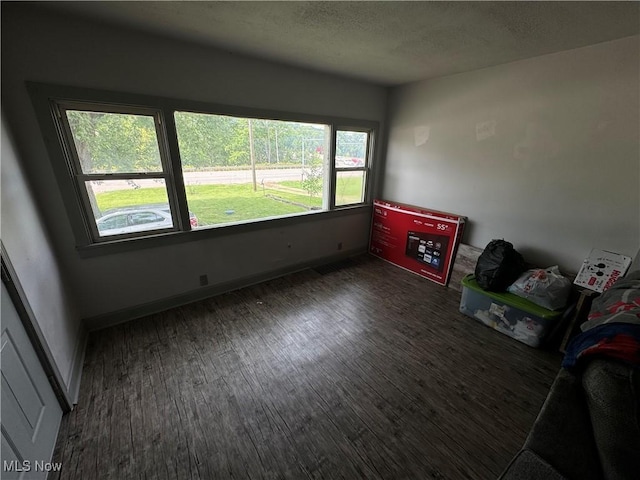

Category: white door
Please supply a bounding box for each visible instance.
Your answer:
[1,282,63,479]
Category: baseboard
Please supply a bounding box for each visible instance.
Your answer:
[66,324,88,405]
[84,248,366,331]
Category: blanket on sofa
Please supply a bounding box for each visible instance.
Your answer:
[562,270,640,370]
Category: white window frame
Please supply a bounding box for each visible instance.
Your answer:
[172,110,335,224]
[332,127,373,209]
[55,101,182,242]
[29,83,378,254]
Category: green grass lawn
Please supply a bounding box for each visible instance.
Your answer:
[185,184,312,224]
[96,183,320,226]
[281,175,364,205]
[96,176,364,227]
[97,189,170,212]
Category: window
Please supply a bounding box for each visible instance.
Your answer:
[58,104,178,240]
[174,112,331,227]
[334,130,370,206]
[35,85,377,248]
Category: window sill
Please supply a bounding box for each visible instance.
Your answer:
[76,204,372,258]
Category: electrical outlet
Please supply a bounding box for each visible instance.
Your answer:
[199,274,208,286]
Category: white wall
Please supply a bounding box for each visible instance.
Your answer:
[384,36,639,273]
[1,4,387,322]
[1,116,84,394]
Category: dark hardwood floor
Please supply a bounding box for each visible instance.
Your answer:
[51,255,561,480]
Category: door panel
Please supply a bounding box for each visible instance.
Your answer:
[1,283,62,480]
[2,332,47,434]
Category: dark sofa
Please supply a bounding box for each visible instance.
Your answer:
[498,271,640,480]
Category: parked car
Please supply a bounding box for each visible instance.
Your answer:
[96,205,198,236]
[335,156,365,168]
[188,210,199,228]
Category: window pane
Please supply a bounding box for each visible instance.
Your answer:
[175,112,329,227]
[335,171,366,206]
[66,110,162,174]
[85,179,173,237]
[335,130,368,167]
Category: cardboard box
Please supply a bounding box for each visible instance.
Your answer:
[573,249,632,293]
[369,199,466,286]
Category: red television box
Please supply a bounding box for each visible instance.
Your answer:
[369,199,466,286]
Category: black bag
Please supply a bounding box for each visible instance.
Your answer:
[474,240,526,292]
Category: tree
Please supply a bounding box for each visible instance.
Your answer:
[66,110,103,217]
[301,153,323,198]
[66,110,101,172]
[175,112,239,168]
[67,110,161,173]
[336,130,367,159]
[67,110,333,173]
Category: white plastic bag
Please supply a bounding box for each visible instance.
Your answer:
[507,266,571,310]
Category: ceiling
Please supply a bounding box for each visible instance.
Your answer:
[39,1,639,86]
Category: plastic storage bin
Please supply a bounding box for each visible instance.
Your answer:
[460,274,563,348]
